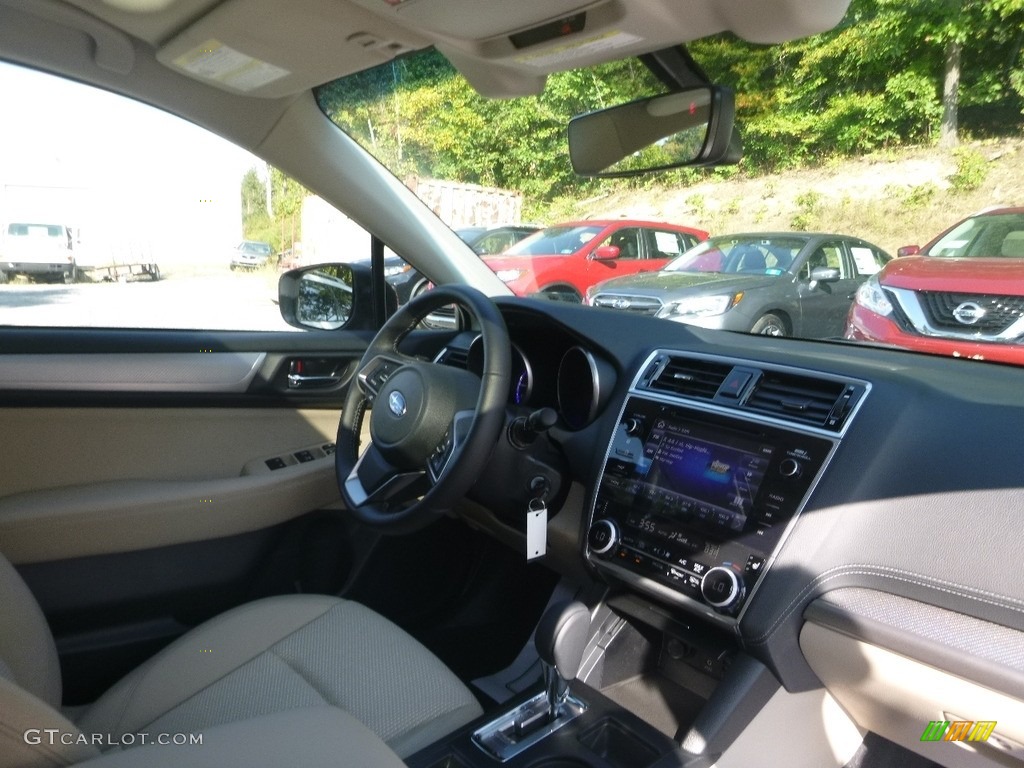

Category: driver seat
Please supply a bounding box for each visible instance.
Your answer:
[0,551,482,767]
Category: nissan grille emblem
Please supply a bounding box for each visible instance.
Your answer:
[388,391,407,417]
[611,297,631,310]
[952,302,986,326]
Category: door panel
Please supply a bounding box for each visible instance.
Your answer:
[0,336,373,701]
[0,406,342,563]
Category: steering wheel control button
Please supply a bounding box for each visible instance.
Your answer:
[587,519,619,555]
[362,358,400,395]
[701,567,744,612]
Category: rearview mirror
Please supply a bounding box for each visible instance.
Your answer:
[897,245,921,257]
[568,86,740,177]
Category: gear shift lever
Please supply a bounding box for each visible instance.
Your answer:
[473,600,591,760]
[535,601,591,720]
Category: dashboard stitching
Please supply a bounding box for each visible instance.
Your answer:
[748,564,1024,644]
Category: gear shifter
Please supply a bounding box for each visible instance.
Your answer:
[535,600,591,720]
[473,600,592,761]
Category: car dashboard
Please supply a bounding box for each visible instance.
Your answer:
[431,296,1024,766]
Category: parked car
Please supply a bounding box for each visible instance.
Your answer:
[846,207,1024,363]
[460,225,539,256]
[485,220,708,302]
[359,225,539,304]
[588,232,891,337]
[228,240,272,270]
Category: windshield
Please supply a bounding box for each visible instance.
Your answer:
[666,236,807,275]
[312,8,1024,366]
[504,226,604,257]
[925,212,1024,258]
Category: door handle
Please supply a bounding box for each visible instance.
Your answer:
[287,358,345,389]
[287,373,343,389]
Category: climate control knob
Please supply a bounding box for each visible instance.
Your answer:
[587,519,619,556]
[700,566,745,612]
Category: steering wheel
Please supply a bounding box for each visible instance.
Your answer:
[336,284,511,533]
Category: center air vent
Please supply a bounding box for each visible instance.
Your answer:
[745,371,858,431]
[646,355,732,399]
[636,351,867,433]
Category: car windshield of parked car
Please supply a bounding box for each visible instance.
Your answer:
[239,242,272,256]
[503,226,604,257]
[926,212,1024,258]
[664,236,805,275]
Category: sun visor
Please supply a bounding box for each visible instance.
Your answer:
[347,0,602,41]
[156,0,428,98]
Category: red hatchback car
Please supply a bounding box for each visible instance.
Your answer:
[483,219,708,302]
[845,207,1024,364]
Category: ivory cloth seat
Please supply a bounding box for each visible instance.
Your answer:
[0,552,482,767]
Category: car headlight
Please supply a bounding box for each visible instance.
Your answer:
[854,275,893,317]
[657,293,742,319]
[383,264,409,278]
[495,269,525,283]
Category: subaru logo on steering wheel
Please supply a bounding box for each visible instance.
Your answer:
[388,390,407,417]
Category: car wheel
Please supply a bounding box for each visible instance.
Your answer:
[63,267,77,285]
[540,286,582,303]
[751,313,787,336]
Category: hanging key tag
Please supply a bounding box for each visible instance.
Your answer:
[526,497,547,561]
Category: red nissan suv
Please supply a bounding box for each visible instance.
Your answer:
[845,207,1024,364]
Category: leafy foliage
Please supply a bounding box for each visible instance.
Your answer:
[240,166,309,253]
[308,0,1023,216]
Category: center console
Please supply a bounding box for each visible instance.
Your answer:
[586,351,866,628]
[412,351,867,768]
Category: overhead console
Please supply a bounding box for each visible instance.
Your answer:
[586,351,868,629]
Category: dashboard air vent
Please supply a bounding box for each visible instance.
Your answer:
[744,371,853,430]
[648,356,732,399]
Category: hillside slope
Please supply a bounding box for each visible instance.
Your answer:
[555,138,1024,255]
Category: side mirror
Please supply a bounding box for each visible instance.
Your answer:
[279,263,383,331]
[592,245,621,261]
[810,266,841,283]
[896,245,920,257]
[568,86,740,177]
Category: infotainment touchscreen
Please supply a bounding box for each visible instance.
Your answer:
[642,421,773,521]
[605,415,775,533]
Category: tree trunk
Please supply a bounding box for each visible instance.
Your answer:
[939,39,961,148]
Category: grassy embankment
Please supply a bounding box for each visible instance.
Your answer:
[542,138,1024,255]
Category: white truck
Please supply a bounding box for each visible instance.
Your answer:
[1,221,77,283]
